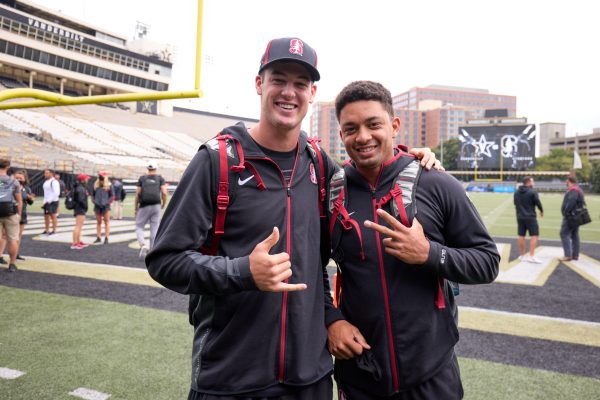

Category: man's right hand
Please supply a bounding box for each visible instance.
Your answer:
[249,227,307,292]
[327,320,370,359]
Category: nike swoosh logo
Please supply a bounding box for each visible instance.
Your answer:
[348,211,356,217]
[238,176,255,186]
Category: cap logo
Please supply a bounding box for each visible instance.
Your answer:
[289,39,303,56]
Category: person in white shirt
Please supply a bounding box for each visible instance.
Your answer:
[42,168,60,235]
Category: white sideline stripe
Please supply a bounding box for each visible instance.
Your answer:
[24,255,146,272]
[0,367,25,379]
[25,220,136,233]
[31,231,148,244]
[68,387,111,400]
[460,306,600,328]
[566,256,600,287]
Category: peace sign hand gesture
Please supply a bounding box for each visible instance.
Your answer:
[364,209,430,265]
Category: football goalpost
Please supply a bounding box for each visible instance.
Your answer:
[0,0,204,110]
[473,148,504,182]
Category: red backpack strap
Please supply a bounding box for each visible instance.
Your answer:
[307,137,326,218]
[375,183,410,227]
[330,188,365,261]
[200,133,247,255]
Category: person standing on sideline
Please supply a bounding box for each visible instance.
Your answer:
[0,158,23,272]
[54,172,66,217]
[0,169,32,262]
[146,38,438,399]
[514,176,544,263]
[560,176,585,261]
[135,162,167,258]
[71,173,91,250]
[111,177,125,220]
[14,170,34,259]
[42,169,60,235]
[92,171,114,244]
[326,81,499,399]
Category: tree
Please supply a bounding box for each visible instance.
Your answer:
[432,138,460,171]
[535,149,592,182]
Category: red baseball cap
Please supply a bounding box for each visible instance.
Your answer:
[77,173,90,181]
[98,170,109,177]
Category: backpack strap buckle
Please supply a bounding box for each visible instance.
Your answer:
[216,194,229,210]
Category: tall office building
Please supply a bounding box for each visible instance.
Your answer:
[394,85,517,148]
[311,84,517,158]
[310,101,349,162]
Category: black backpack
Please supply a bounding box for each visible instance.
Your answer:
[139,176,162,205]
[327,150,459,309]
[64,185,75,210]
[0,177,17,217]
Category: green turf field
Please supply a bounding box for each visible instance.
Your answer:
[1,287,599,400]
[469,193,600,242]
[0,286,190,399]
[31,192,600,240]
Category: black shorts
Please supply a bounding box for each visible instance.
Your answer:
[337,354,463,400]
[73,208,87,217]
[94,205,111,215]
[517,218,539,236]
[43,201,59,215]
[188,376,333,400]
[20,211,27,225]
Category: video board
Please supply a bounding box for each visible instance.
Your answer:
[458,124,536,170]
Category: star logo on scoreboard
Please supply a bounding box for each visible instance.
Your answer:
[475,134,496,158]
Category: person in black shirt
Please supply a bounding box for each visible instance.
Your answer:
[559,176,585,261]
[71,173,91,250]
[513,176,544,263]
[13,170,34,259]
[146,39,439,400]
[327,81,499,400]
[135,162,167,259]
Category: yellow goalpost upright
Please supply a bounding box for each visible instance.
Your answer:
[474,149,504,182]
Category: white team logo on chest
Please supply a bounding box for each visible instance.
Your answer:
[309,164,317,185]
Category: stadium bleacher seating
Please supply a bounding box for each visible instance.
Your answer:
[0,76,27,89]
[0,102,218,180]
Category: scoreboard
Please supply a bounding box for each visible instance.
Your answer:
[458,124,536,170]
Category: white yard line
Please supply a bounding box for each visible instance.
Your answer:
[0,367,25,379]
[68,388,111,400]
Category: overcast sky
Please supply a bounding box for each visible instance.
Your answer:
[37,0,599,136]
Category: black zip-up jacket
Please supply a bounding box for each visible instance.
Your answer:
[331,153,499,396]
[561,186,584,217]
[146,123,342,395]
[73,183,88,212]
[514,185,543,219]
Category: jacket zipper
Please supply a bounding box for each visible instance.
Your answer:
[247,148,300,383]
[371,180,400,392]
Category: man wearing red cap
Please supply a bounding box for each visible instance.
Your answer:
[146,37,438,400]
[71,173,91,249]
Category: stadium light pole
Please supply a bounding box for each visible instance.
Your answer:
[0,0,205,110]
